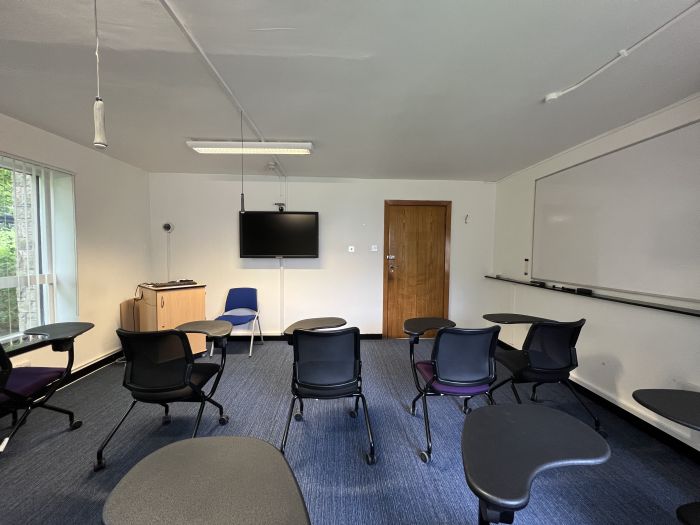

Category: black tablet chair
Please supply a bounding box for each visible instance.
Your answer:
[0,344,81,453]
[490,319,603,433]
[409,325,500,463]
[280,327,376,465]
[95,329,229,470]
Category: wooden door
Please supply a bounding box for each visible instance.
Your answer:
[383,201,451,338]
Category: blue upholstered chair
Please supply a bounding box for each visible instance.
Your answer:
[409,325,500,463]
[215,287,263,357]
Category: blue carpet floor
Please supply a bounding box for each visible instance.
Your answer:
[0,339,697,524]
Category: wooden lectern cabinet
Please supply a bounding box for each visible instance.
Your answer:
[122,284,207,354]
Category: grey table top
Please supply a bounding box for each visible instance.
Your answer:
[633,389,700,431]
[462,404,610,511]
[176,320,233,340]
[284,317,347,336]
[483,313,554,324]
[103,436,310,525]
[403,317,455,337]
[3,322,94,357]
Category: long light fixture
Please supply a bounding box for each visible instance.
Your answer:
[92,0,107,148]
[186,140,313,155]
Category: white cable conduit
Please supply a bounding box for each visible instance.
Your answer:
[545,1,700,102]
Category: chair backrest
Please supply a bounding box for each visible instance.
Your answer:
[432,326,500,386]
[522,319,586,372]
[292,327,360,387]
[0,344,11,390]
[224,287,258,312]
[116,329,193,393]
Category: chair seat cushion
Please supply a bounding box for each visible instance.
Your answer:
[216,314,256,326]
[415,361,490,396]
[295,381,359,399]
[495,348,569,383]
[131,362,220,403]
[0,367,65,403]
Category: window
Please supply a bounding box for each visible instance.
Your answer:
[0,154,77,340]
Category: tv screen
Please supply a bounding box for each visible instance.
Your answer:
[239,211,319,258]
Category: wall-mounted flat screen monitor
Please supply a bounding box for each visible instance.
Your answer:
[239,211,319,258]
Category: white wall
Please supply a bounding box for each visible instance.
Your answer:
[0,113,151,370]
[492,93,700,449]
[148,174,505,334]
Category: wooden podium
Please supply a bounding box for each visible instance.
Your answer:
[120,284,207,354]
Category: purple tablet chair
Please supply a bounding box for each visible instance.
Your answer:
[409,325,500,463]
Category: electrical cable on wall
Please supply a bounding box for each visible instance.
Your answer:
[240,109,245,213]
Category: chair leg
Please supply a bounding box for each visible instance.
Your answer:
[209,340,215,358]
[255,317,264,345]
[280,396,297,454]
[11,410,18,426]
[159,403,171,425]
[463,396,476,415]
[510,382,522,404]
[530,382,544,402]
[563,380,602,433]
[349,396,360,418]
[410,393,421,416]
[490,377,511,397]
[357,394,376,465]
[0,406,33,454]
[192,401,206,438]
[41,403,81,429]
[486,392,495,405]
[248,328,255,358]
[94,400,137,470]
[419,394,432,463]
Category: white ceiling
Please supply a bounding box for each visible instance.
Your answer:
[0,1,698,181]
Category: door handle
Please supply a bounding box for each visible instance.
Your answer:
[386,255,396,260]
[161,297,164,308]
[389,265,398,273]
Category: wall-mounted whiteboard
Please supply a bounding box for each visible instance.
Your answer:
[532,120,700,301]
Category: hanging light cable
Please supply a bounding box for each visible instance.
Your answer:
[93,0,107,148]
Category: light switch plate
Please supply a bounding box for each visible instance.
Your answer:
[370,244,378,252]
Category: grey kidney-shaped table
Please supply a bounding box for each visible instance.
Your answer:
[462,404,610,525]
[283,317,347,344]
[633,389,700,525]
[103,436,310,525]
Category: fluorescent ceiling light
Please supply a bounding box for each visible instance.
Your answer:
[186,140,313,155]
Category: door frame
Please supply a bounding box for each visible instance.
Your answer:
[382,200,452,337]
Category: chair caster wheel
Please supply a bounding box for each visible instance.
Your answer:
[70,420,82,430]
[409,407,416,417]
[365,453,377,465]
[94,460,106,472]
[349,410,357,418]
[162,415,172,425]
[294,413,303,422]
[219,415,229,425]
[419,450,431,463]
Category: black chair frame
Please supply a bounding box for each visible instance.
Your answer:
[95,329,229,471]
[490,319,602,433]
[0,340,82,453]
[409,326,499,463]
[280,328,376,465]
